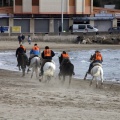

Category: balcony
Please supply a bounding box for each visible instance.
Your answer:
[14,6,22,14]
[32,6,39,14]
[0,7,13,14]
[69,6,75,14]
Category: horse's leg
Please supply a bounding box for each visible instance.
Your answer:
[58,73,61,80]
[62,75,65,84]
[84,72,88,80]
[31,68,34,78]
[69,75,72,86]
[90,77,94,86]
[96,77,99,88]
[100,72,104,87]
[19,66,21,71]
[27,67,30,73]
[22,67,25,77]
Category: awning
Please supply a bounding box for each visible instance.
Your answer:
[0,14,10,18]
[73,16,115,21]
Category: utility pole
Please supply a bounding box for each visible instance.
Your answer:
[61,0,64,32]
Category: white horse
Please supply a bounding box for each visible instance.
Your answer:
[84,63,104,88]
[40,60,56,82]
[27,57,41,78]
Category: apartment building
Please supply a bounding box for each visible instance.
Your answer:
[0,0,93,33]
[0,0,119,33]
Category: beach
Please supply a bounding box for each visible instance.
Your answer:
[0,41,120,120]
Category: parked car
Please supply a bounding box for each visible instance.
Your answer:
[72,24,98,33]
[108,27,120,34]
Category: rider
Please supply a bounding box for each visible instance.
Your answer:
[59,51,75,75]
[40,46,55,76]
[16,44,28,66]
[59,51,70,68]
[28,43,40,65]
[87,50,103,73]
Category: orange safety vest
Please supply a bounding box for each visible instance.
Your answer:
[44,49,51,57]
[32,46,40,51]
[62,53,69,58]
[95,52,102,61]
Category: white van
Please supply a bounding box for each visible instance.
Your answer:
[72,24,98,33]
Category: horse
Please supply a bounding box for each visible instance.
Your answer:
[18,53,28,77]
[39,60,56,82]
[59,57,74,85]
[27,56,41,79]
[84,55,104,88]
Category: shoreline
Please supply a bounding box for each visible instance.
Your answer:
[0,41,120,51]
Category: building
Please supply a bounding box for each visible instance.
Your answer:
[0,0,120,33]
[0,0,94,33]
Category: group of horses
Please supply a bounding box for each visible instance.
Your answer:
[18,54,104,87]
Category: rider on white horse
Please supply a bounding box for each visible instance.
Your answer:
[39,46,55,76]
[28,43,40,66]
[87,50,103,74]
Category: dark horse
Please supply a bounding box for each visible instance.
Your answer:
[59,57,74,85]
[18,53,28,76]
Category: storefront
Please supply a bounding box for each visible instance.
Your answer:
[14,18,30,33]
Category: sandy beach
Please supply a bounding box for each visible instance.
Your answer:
[0,41,120,120]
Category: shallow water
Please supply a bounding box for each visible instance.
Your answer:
[0,49,120,82]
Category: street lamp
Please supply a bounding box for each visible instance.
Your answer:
[61,0,64,32]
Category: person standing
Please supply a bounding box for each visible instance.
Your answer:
[18,34,22,44]
[59,25,62,35]
[1,26,4,33]
[28,35,31,44]
[21,34,25,43]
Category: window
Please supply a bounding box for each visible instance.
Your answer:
[87,25,93,29]
[0,0,2,6]
[78,25,85,29]
[32,0,39,6]
[10,0,13,6]
[15,0,22,5]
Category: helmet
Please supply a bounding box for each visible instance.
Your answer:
[34,43,37,46]
[95,50,99,53]
[45,46,49,49]
[63,51,66,54]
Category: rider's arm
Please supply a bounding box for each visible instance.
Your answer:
[51,50,55,57]
[16,49,18,57]
[30,49,33,54]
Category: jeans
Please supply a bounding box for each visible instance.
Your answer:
[88,60,102,72]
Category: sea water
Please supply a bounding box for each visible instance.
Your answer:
[0,49,120,82]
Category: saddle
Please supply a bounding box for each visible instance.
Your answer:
[93,62,102,67]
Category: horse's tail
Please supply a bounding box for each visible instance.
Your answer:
[93,66,101,76]
[44,63,55,76]
[35,58,40,68]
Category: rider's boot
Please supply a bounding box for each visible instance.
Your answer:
[73,72,75,75]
